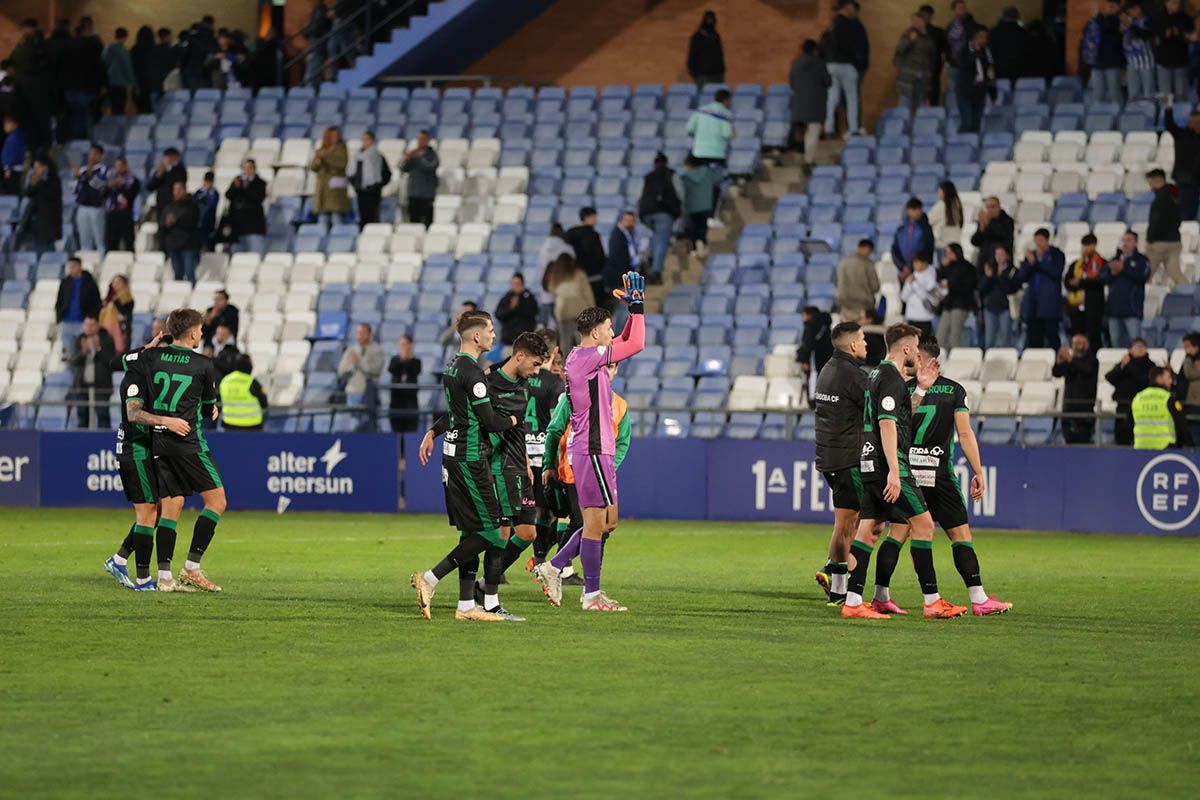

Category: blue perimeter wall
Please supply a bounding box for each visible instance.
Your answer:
[0,431,1197,535]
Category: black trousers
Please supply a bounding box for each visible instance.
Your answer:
[109,86,128,116]
[1062,401,1095,445]
[105,210,135,252]
[1024,317,1060,350]
[1114,403,1134,446]
[408,196,433,227]
[358,187,381,228]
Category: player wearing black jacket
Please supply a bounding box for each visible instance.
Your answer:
[526,330,565,564]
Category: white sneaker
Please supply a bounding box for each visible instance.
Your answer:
[707,217,725,229]
[582,592,628,612]
[533,562,563,606]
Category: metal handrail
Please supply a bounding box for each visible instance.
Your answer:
[284,0,424,74]
[283,3,372,72]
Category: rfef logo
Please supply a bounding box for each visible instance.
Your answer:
[1136,453,1200,532]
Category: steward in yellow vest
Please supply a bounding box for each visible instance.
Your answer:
[219,355,268,430]
[1131,367,1192,449]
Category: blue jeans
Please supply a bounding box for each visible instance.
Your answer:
[1091,68,1123,103]
[825,62,861,133]
[236,234,266,255]
[169,249,198,284]
[1127,67,1156,99]
[59,320,84,357]
[74,205,106,256]
[63,88,96,140]
[945,68,960,116]
[1158,65,1190,98]
[1107,316,1140,348]
[983,308,1012,350]
[304,47,327,87]
[646,212,674,275]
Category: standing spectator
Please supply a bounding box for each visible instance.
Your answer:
[103,156,139,252]
[1155,0,1193,98]
[401,129,438,228]
[681,155,721,256]
[1090,0,1125,103]
[1064,233,1107,352]
[61,20,105,140]
[936,243,977,350]
[969,195,1014,270]
[1018,228,1066,350]
[181,17,217,90]
[823,0,870,137]
[1102,231,1151,347]
[224,159,267,254]
[55,257,102,348]
[564,206,607,304]
[686,10,725,87]
[605,211,642,331]
[247,29,282,91]
[901,255,941,336]
[304,1,332,87]
[637,152,681,285]
[387,336,422,434]
[956,26,996,134]
[686,88,733,166]
[543,254,594,354]
[919,5,949,107]
[928,180,964,249]
[894,14,935,113]
[205,30,243,91]
[1106,338,1154,445]
[1132,366,1193,448]
[1,115,26,194]
[69,316,116,428]
[338,322,385,414]
[8,19,54,151]
[979,245,1019,349]
[203,290,240,343]
[209,323,240,378]
[890,197,935,277]
[494,273,540,345]
[537,222,574,270]
[99,274,134,353]
[146,28,177,109]
[1163,98,1200,220]
[21,153,62,254]
[439,301,478,347]
[835,239,880,318]
[161,181,200,284]
[989,6,1031,83]
[102,28,135,116]
[1053,332,1100,444]
[1177,332,1200,444]
[945,0,978,115]
[219,355,269,431]
[1123,1,1156,99]
[310,126,349,225]
[74,144,108,256]
[130,26,156,114]
[145,147,187,225]
[193,170,220,251]
[351,130,389,229]
[797,305,834,376]
[1144,168,1187,285]
[789,40,830,170]
[1026,19,1063,81]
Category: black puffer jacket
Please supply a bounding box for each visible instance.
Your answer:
[813,349,869,472]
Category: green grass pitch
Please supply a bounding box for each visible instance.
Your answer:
[1,508,1197,798]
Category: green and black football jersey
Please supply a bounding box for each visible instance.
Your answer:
[524,367,564,467]
[115,348,154,463]
[860,359,912,482]
[486,366,530,473]
[135,345,219,456]
[439,352,517,463]
[906,376,970,488]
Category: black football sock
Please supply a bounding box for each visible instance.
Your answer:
[873,536,903,599]
[533,522,555,561]
[117,524,138,559]
[846,540,873,602]
[952,540,982,588]
[482,544,507,607]
[132,524,155,580]
[501,534,533,572]
[156,519,178,572]
[431,534,489,581]
[186,508,220,564]
[458,555,480,604]
[910,539,939,598]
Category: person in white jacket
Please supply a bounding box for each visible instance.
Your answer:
[927,180,964,249]
[901,255,942,336]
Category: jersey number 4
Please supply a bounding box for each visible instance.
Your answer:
[152,371,193,413]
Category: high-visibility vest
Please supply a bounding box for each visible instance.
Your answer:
[219,371,263,427]
[1131,386,1175,450]
[557,392,628,484]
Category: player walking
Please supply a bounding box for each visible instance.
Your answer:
[870,335,1012,616]
[533,272,645,611]
[525,329,566,567]
[843,323,965,620]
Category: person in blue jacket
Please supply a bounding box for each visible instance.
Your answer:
[1018,228,1065,349]
[1102,230,1151,348]
[890,197,934,279]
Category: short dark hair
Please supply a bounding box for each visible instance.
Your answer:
[215,289,229,301]
[1182,332,1200,348]
[1125,229,1140,241]
[244,158,256,168]
[1146,168,1167,180]
[1148,365,1169,384]
[537,328,559,352]
[906,197,923,210]
[803,39,818,55]
[363,130,375,141]
[235,354,253,373]
[461,301,478,311]
[715,89,731,103]
[512,271,525,282]
[1034,227,1050,239]
[115,27,128,39]
[457,310,492,337]
[1081,233,1097,245]
[1131,337,1148,347]
[857,239,874,250]
[831,321,861,343]
[67,256,82,268]
[163,147,180,157]
[579,206,597,220]
[157,27,171,38]
[576,306,612,337]
[203,170,215,182]
[885,322,923,349]
[919,4,935,14]
[166,308,204,339]
[90,144,104,155]
[512,331,550,360]
[918,334,941,359]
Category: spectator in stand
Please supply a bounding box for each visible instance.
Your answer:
[538,223,574,270]
[1064,233,1107,352]
[937,243,977,350]
[22,153,62,254]
[989,6,1030,83]
[858,308,888,366]
[209,322,240,378]
[205,30,244,91]
[1089,0,1125,103]
[304,1,332,87]
[919,5,949,107]
[99,274,134,353]
[224,159,267,254]
[194,170,220,251]
[835,239,880,319]
[901,255,940,336]
[161,182,200,284]
[1106,337,1154,445]
[890,197,935,278]
[338,322,385,412]
[439,301,478,346]
[1018,228,1066,350]
[401,129,438,228]
[1053,332,1100,444]
[824,0,869,137]
[1102,230,1151,347]
[246,28,282,91]
[686,89,733,167]
[56,257,102,350]
[146,147,187,225]
[956,26,996,134]
[638,152,682,285]
[789,40,830,172]
[1163,98,1200,220]
[979,244,1019,349]
[543,254,594,354]
[1155,0,1193,98]
[61,19,105,140]
[182,17,218,91]
[1026,19,1063,80]
[1122,1,1156,99]
[203,290,240,344]
[70,316,116,429]
[1177,332,1200,444]
[218,354,268,431]
[494,273,540,345]
[945,1,978,115]
[970,195,1014,270]
[797,305,834,376]
[351,131,388,229]
[103,156,139,252]
[682,155,721,255]
[686,10,725,87]
[310,126,349,225]
[130,26,156,114]
[8,19,55,152]
[605,211,643,331]
[565,207,607,304]
[1,115,26,194]
[74,144,108,256]
[387,335,422,434]
[102,28,135,116]
[894,13,935,113]
[928,180,964,249]
[1144,168,1187,285]
[146,28,177,109]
